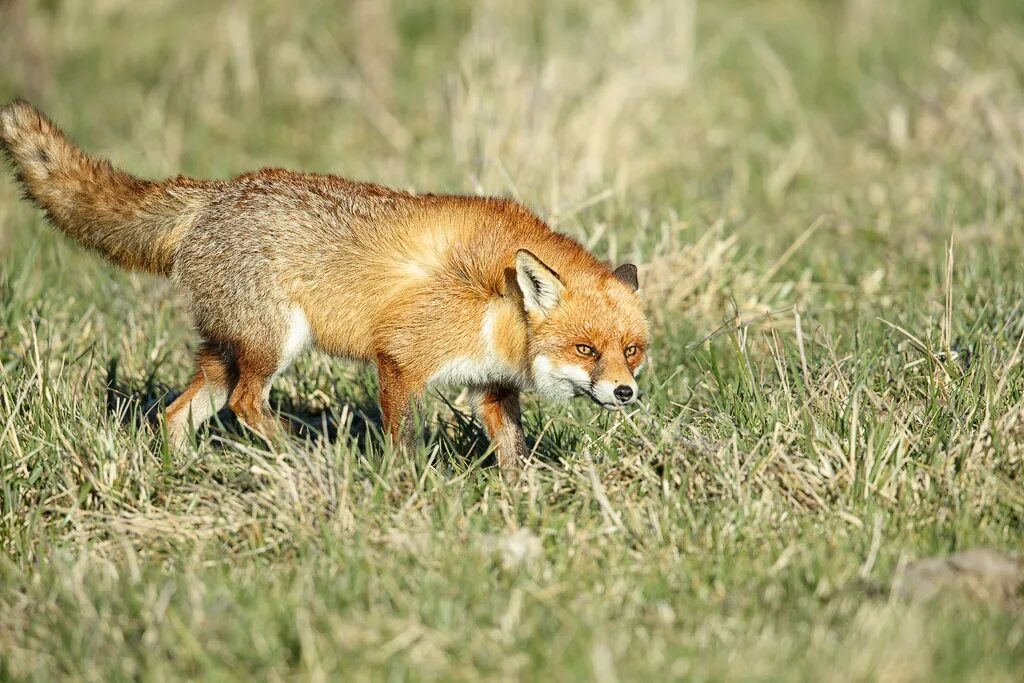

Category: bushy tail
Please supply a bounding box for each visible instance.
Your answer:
[0,100,207,275]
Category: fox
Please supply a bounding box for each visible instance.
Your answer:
[0,100,650,475]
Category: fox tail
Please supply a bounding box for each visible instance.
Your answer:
[0,100,209,275]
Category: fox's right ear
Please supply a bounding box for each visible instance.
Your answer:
[515,249,564,319]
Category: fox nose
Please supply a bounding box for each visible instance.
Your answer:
[613,385,634,403]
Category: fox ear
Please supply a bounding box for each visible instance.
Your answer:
[515,249,564,318]
[613,263,639,291]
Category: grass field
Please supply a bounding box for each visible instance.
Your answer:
[2,0,1024,680]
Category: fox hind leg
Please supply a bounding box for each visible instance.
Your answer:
[165,340,238,449]
[228,344,293,445]
[222,308,311,444]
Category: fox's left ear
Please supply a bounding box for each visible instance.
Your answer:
[516,249,564,319]
[613,263,639,291]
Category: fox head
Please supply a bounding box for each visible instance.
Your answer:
[515,249,650,409]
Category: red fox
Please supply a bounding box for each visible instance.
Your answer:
[0,101,650,474]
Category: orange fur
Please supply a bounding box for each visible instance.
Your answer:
[0,100,213,274]
[472,387,526,472]
[0,101,651,474]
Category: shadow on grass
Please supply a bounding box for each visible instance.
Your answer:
[103,357,576,469]
[103,356,374,450]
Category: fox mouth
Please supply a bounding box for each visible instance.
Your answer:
[591,396,622,410]
[574,384,622,410]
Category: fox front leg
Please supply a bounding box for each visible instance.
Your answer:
[470,386,528,477]
[376,354,422,452]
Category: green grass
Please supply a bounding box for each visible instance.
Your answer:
[2,0,1024,680]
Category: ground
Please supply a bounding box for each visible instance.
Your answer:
[1,0,1024,681]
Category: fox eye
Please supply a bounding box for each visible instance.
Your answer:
[624,344,638,358]
[576,343,597,357]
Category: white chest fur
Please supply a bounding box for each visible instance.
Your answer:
[428,301,527,389]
